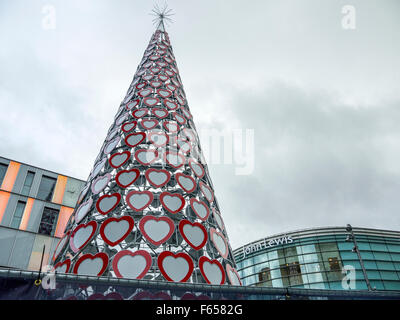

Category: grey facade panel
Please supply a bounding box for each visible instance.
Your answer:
[0,227,17,267]
[26,200,61,233]
[63,177,85,208]
[0,194,29,228]
[8,231,35,269]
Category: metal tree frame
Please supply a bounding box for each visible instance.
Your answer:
[51,18,239,286]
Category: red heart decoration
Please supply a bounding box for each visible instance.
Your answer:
[126,190,153,212]
[132,108,149,119]
[149,55,160,61]
[145,168,171,188]
[54,259,71,274]
[134,149,159,165]
[172,112,187,125]
[142,74,153,81]
[180,107,192,120]
[164,56,173,64]
[126,99,139,111]
[166,84,176,92]
[157,88,172,99]
[96,193,122,215]
[109,150,131,169]
[73,252,109,277]
[165,69,175,77]
[189,158,205,178]
[121,120,137,133]
[112,250,152,279]
[152,108,169,119]
[179,219,208,250]
[160,192,185,214]
[143,97,160,107]
[176,95,185,106]
[158,74,169,82]
[103,136,121,155]
[157,61,168,68]
[141,118,159,130]
[210,227,229,259]
[136,82,147,90]
[139,215,175,246]
[138,88,153,97]
[125,132,146,148]
[148,131,169,147]
[198,256,226,285]
[75,198,93,224]
[100,216,134,246]
[171,77,181,87]
[163,120,179,133]
[163,99,178,110]
[157,251,194,283]
[226,263,242,286]
[189,198,210,221]
[69,220,98,253]
[164,151,186,169]
[176,173,196,193]
[212,208,225,231]
[151,67,161,74]
[150,81,162,88]
[199,181,214,203]
[115,168,140,188]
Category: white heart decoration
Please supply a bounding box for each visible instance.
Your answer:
[126,191,153,212]
[157,252,194,282]
[135,149,158,165]
[73,253,108,277]
[148,132,168,147]
[112,250,152,279]
[190,199,209,221]
[139,216,175,246]
[91,173,111,195]
[70,221,97,253]
[212,208,225,231]
[226,264,242,286]
[100,216,134,246]
[199,257,225,285]
[179,220,207,250]
[176,173,196,193]
[91,157,107,179]
[141,119,158,130]
[104,136,121,155]
[146,169,170,187]
[109,151,130,168]
[75,198,93,223]
[199,182,214,203]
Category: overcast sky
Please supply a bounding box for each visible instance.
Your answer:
[1,0,399,249]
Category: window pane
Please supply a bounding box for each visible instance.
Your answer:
[38,207,59,236]
[21,171,35,196]
[10,201,26,229]
[0,163,8,185]
[37,176,57,201]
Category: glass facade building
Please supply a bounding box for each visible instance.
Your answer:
[233,227,400,291]
[0,156,85,271]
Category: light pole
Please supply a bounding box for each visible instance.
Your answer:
[345,224,372,291]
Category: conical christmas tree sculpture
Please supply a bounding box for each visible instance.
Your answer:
[51,11,242,286]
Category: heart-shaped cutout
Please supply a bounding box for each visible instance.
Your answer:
[139,215,175,246]
[157,61,168,68]
[171,77,181,87]
[160,192,185,214]
[54,259,71,274]
[149,55,160,61]
[151,67,161,74]
[172,112,186,125]
[166,84,176,91]
[198,256,226,285]
[125,132,146,148]
[122,121,137,133]
[164,151,185,169]
[126,99,139,111]
[199,181,214,203]
[179,220,208,250]
[158,74,169,82]
[112,250,152,279]
[145,168,171,188]
[157,88,172,99]
[75,198,93,224]
[212,208,225,231]
[138,88,153,97]
[103,136,121,155]
[189,198,210,221]
[132,108,149,119]
[91,157,107,179]
[210,227,229,259]
[136,82,147,90]
[157,251,194,283]
[69,220,97,253]
[126,190,153,212]
[96,193,121,215]
[148,131,169,147]
[163,121,179,133]
[165,69,175,77]
[163,99,178,110]
[150,81,162,88]
[176,173,196,193]
[152,108,169,119]
[73,253,109,277]
[115,169,140,188]
[143,97,159,107]
[135,149,159,165]
[109,151,131,168]
[226,264,242,286]
[164,56,173,64]
[180,107,192,120]
[189,158,205,178]
[100,216,134,246]
[142,74,154,81]
[176,95,185,106]
[91,173,111,194]
[141,118,159,130]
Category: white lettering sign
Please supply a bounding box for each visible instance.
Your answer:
[242,236,294,258]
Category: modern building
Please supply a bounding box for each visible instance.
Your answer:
[233,226,400,291]
[0,156,85,272]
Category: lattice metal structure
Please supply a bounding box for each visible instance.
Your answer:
[51,18,241,286]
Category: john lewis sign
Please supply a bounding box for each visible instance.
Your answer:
[242,236,294,258]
